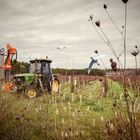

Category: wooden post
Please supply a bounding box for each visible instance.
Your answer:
[0,53,4,81]
[103,75,108,97]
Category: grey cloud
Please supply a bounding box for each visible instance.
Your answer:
[0,0,140,69]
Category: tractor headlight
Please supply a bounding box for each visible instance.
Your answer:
[17,78,21,82]
[16,77,24,84]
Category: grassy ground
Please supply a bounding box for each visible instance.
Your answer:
[0,79,139,140]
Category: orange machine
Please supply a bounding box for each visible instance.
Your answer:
[2,44,17,91]
[2,44,17,70]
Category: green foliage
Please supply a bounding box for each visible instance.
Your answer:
[11,61,30,74]
[53,68,105,76]
[89,68,106,76]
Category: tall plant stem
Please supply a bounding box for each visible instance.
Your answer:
[124,4,127,70]
[91,20,107,44]
[99,27,123,69]
[105,9,124,42]
[123,3,135,140]
[99,27,117,58]
[135,56,137,74]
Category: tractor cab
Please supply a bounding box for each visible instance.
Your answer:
[29,59,53,90]
[30,59,52,75]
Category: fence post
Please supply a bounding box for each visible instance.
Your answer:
[0,53,4,81]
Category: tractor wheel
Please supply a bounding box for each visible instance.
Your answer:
[51,79,60,93]
[25,87,37,98]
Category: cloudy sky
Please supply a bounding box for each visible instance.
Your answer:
[0,0,140,69]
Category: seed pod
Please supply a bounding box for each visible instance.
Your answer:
[112,62,117,71]
[99,78,102,82]
[95,20,100,27]
[89,15,93,21]
[103,4,107,9]
[113,101,117,107]
[110,58,113,62]
[95,50,98,54]
[131,45,139,56]
[110,58,117,71]
[122,0,128,4]
[131,51,138,56]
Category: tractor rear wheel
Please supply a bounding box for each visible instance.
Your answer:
[25,87,38,98]
[51,79,60,93]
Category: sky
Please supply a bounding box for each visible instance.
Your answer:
[0,0,140,69]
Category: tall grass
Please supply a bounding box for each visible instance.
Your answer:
[0,75,140,140]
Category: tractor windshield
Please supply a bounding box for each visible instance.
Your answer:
[30,63,35,73]
[30,61,52,74]
[30,63,41,73]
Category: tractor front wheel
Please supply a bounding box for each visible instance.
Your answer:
[25,87,38,98]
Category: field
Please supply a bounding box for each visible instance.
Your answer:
[0,0,140,139]
[0,76,140,140]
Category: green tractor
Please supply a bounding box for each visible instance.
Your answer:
[14,58,60,98]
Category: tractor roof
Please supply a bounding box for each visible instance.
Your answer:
[30,59,52,63]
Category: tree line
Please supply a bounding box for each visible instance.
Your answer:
[11,61,105,76]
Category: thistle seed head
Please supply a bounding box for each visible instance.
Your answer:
[95,50,98,54]
[89,15,93,21]
[95,20,100,27]
[122,0,128,4]
[103,4,107,9]
[110,58,113,62]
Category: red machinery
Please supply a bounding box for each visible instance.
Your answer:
[2,44,17,91]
